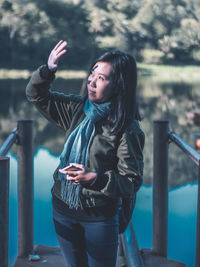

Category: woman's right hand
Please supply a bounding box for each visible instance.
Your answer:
[47,40,67,72]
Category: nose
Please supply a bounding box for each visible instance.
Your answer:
[89,76,97,87]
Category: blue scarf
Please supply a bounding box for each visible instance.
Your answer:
[58,98,111,209]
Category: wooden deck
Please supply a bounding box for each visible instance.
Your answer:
[14,245,126,267]
[14,246,65,267]
[14,245,186,267]
[141,249,186,267]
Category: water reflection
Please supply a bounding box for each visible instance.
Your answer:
[9,148,197,267]
[1,75,200,188]
[134,183,197,267]
[3,72,199,267]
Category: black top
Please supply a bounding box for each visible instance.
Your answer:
[52,194,120,222]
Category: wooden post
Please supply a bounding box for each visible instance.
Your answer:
[17,120,34,257]
[195,163,200,267]
[153,120,169,257]
[0,157,10,267]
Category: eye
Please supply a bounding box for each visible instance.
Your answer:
[98,75,104,80]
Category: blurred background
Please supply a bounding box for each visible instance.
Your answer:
[1,0,200,266]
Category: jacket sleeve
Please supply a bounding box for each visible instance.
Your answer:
[26,65,83,131]
[82,124,145,199]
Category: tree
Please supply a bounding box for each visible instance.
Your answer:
[83,0,146,58]
[0,0,96,68]
[84,0,200,63]
[1,0,200,67]
[0,0,56,68]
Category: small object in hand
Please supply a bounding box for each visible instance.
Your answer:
[28,254,40,261]
[65,165,81,171]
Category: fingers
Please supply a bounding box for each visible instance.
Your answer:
[58,163,90,185]
[59,169,80,184]
[55,49,66,62]
[59,169,67,174]
[65,174,81,185]
[52,42,67,65]
[54,40,67,54]
[66,175,80,181]
[48,40,67,71]
[59,166,81,177]
[54,40,64,51]
[65,170,79,176]
[59,169,78,176]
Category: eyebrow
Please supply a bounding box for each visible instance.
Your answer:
[91,65,110,79]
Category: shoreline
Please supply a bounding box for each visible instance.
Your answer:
[0,64,200,81]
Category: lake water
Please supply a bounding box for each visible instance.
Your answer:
[1,71,200,267]
[9,148,198,267]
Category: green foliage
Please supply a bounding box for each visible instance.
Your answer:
[0,0,96,68]
[0,0,200,68]
[82,0,200,63]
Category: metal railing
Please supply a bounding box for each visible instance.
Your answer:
[2,119,198,267]
[153,120,200,267]
[0,120,33,267]
[169,131,200,267]
[120,222,144,267]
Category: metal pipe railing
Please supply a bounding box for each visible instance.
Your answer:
[0,128,18,156]
[120,222,144,267]
[168,131,200,267]
[153,120,169,257]
[0,119,34,266]
[169,131,200,166]
[196,164,200,267]
[0,157,10,267]
[17,119,34,257]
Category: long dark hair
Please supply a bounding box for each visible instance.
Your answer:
[89,50,141,134]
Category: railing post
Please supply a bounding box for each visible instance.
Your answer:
[153,120,169,257]
[17,120,34,257]
[0,157,10,267]
[121,223,144,267]
[195,163,200,267]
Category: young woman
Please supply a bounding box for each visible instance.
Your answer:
[26,40,145,267]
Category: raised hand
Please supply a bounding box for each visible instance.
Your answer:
[47,40,67,71]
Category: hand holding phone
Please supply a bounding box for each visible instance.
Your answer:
[59,163,97,184]
[64,165,81,171]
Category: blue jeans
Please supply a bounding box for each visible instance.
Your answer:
[53,208,119,267]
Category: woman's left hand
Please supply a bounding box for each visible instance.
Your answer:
[59,163,97,185]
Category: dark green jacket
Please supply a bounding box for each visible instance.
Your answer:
[26,66,145,208]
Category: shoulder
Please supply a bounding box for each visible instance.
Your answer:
[123,120,144,138]
[127,120,144,134]
[120,120,145,149]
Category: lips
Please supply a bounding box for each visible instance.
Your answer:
[88,88,96,95]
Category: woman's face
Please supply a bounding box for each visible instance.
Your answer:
[87,61,113,103]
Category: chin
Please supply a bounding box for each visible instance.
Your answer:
[88,95,97,103]
[88,95,105,104]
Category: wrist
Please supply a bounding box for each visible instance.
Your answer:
[47,64,57,73]
[39,65,56,81]
[89,172,98,185]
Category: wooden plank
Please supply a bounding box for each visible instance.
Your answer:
[141,249,186,267]
[14,245,65,267]
[14,245,125,267]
